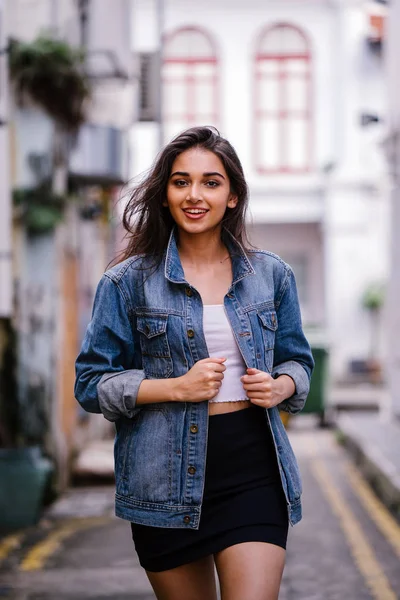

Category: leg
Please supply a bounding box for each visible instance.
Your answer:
[214,542,286,600]
[145,554,218,600]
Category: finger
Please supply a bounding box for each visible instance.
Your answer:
[241,374,267,384]
[249,397,265,407]
[212,373,224,381]
[197,357,226,366]
[208,385,221,398]
[246,368,272,379]
[212,364,226,373]
[209,357,227,363]
[242,383,270,392]
[246,391,267,399]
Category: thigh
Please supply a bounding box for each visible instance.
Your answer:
[214,542,286,600]
[145,554,218,600]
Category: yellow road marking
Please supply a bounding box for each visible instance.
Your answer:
[0,532,24,562]
[307,437,397,600]
[344,461,400,559]
[20,516,111,572]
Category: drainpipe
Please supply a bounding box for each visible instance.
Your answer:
[156,0,164,148]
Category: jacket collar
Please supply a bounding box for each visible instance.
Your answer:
[164,228,255,286]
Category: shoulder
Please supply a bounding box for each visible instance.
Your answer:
[247,249,294,303]
[248,249,292,276]
[103,255,148,284]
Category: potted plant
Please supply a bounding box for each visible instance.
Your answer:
[361,281,386,384]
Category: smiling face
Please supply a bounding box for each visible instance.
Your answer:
[164,147,238,238]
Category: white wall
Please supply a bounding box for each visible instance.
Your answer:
[248,222,325,326]
[13,108,54,187]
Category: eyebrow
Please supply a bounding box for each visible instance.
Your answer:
[169,171,226,180]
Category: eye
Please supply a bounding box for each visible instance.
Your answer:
[173,179,188,187]
[205,180,220,188]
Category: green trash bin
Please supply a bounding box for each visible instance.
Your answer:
[0,447,53,532]
[302,345,329,426]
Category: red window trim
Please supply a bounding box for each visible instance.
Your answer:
[253,23,313,175]
[163,26,220,131]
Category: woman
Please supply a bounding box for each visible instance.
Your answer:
[75,126,314,600]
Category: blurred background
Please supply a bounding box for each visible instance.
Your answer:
[0,1,400,599]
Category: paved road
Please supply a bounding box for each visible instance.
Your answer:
[1,417,399,599]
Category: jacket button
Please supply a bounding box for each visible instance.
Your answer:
[187,329,195,338]
[190,424,198,434]
[188,466,196,475]
[185,287,193,297]
[145,325,150,335]
[183,515,191,524]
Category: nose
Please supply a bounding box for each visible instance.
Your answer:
[186,183,202,203]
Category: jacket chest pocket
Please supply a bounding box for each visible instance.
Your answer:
[136,314,173,378]
[257,310,278,372]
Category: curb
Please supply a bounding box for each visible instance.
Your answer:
[337,425,400,522]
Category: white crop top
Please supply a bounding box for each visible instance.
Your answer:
[203,305,248,403]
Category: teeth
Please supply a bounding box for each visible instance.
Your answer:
[185,209,207,214]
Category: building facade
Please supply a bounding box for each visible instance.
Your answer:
[130,0,389,385]
[6,0,135,484]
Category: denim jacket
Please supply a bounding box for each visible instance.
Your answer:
[75,229,314,528]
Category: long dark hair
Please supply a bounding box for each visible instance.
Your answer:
[119,126,250,264]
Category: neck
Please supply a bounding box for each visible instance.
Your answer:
[177,228,228,267]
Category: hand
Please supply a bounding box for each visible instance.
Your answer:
[175,357,226,402]
[240,369,295,409]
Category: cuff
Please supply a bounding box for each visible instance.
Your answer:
[97,369,146,422]
[272,360,310,415]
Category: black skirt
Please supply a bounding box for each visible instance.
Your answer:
[131,405,289,572]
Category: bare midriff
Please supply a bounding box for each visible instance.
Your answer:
[208,399,252,415]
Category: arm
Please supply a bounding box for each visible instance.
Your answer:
[75,274,146,422]
[136,358,225,406]
[272,267,314,414]
[75,275,226,421]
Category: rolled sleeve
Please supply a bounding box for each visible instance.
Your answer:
[98,370,145,422]
[272,268,314,415]
[74,274,145,422]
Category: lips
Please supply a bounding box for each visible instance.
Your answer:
[182,208,209,220]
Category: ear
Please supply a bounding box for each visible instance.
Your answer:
[162,199,169,207]
[227,195,238,209]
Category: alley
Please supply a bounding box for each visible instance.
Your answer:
[1,418,399,600]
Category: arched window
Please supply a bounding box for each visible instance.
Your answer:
[254,24,312,174]
[163,27,219,142]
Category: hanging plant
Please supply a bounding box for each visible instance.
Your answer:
[13,186,66,235]
[9,36,90,133]
[9,36,90,232]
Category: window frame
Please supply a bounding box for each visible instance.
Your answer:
[162,26,220,134]
[254,23,313,175]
